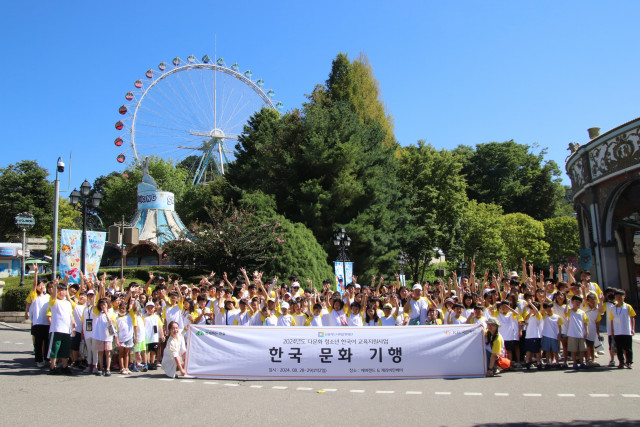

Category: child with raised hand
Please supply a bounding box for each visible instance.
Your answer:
[522,298,543,370]
[494,301,521,366]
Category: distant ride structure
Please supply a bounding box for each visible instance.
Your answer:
[114,54,282,184]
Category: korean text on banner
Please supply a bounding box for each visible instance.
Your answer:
[185,325,486,380]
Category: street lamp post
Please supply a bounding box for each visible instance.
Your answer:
[458,257,468,278]
[398,251,407,286]
[69,180,102,275]
[52,157,65,279]
[332,228,351,292]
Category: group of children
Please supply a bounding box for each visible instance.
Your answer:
[25,260,636,377]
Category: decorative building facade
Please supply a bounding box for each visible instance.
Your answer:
[566,118,640,306]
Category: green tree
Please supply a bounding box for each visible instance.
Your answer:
[501,213,549,269]
[455,141,564,220]
[228,83,404,276]
[0,160,53,241]
[397,141,467,281]
[543,216,580,265]
[459,200,506,271]
[327,53,395,148]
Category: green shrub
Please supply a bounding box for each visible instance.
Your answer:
[2,286,31,311]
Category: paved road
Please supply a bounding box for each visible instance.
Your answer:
[1,322,639,427]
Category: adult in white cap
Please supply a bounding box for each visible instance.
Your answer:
[404,284,429,325]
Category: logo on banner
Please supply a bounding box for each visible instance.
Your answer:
[318,332,324,337]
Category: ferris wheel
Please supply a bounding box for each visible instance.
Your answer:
[114,54,282,184]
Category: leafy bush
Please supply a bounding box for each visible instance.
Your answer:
[2,286,31,311]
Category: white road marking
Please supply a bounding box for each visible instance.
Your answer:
[224,383,239,387]
[15,342,24,345]
[180,380,194,383]
[249,385,263,388]
[2,341,10,344]
[589,394,609,397]
[350,389,365,393]
[376,390,394,394]
[494,393,509,396]
[406,391,422,395]
[296,387,313,391]
[323,388,337,392]
[159,378,174,381]
[435,391,451,395]
[464,392,483,396]
[204,381,218,385]
[621,394,640,398]
[272,386,288,390]
[557,393,575,397]
[523,393,542,397]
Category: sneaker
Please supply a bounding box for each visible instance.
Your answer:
[61,367,74,375]
[104,370,111,377]
[47,368,59,375]
[82,367,92,374]
[514,362,522,369]
[536,362,543,370]
[141,364,148,372]
[136,362,145,368]
[608,360,616,367]
[626,363,633,369]
[618,364,625,369]
[35,361,45,368]
[130,364,139,373]
[96,370,103,376]
[561,363,569,369]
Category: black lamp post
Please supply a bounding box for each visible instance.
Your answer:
[333,228,351,291]
[69,180,102,275]
[458,257,468,278]
[398,251,407,285]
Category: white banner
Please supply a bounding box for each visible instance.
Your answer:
[185,325,486,380]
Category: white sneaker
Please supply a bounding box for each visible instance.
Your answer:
[181,374,194,379]
[35,362,45,368]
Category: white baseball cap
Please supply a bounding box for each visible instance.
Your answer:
[412,284,422,291]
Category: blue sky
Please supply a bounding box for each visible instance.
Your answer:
[2,1,639,191]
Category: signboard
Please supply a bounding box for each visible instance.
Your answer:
[26,238,48,244]
[334,261,353,295]
[0,248,16,257]
[579,249,593,269]
[137,190,175,211]
[185,325,486,380]
[14,212,35,229]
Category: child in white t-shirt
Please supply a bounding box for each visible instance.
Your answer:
[541,301,563,368]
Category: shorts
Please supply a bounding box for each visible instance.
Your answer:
[134,339,146,353]
[147,342,159,353]
[504,340,518,353]
[48,332,71,359]
[70,333,82,351]
[525,338,541,353]
[567,337,586,353]
[541,336,559,353]
[608,335,617,351]
[94,340,113,352]
[119,339,134,348]
[586,339,594,347]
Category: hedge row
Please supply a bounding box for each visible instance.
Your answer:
[0,266,212,311]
